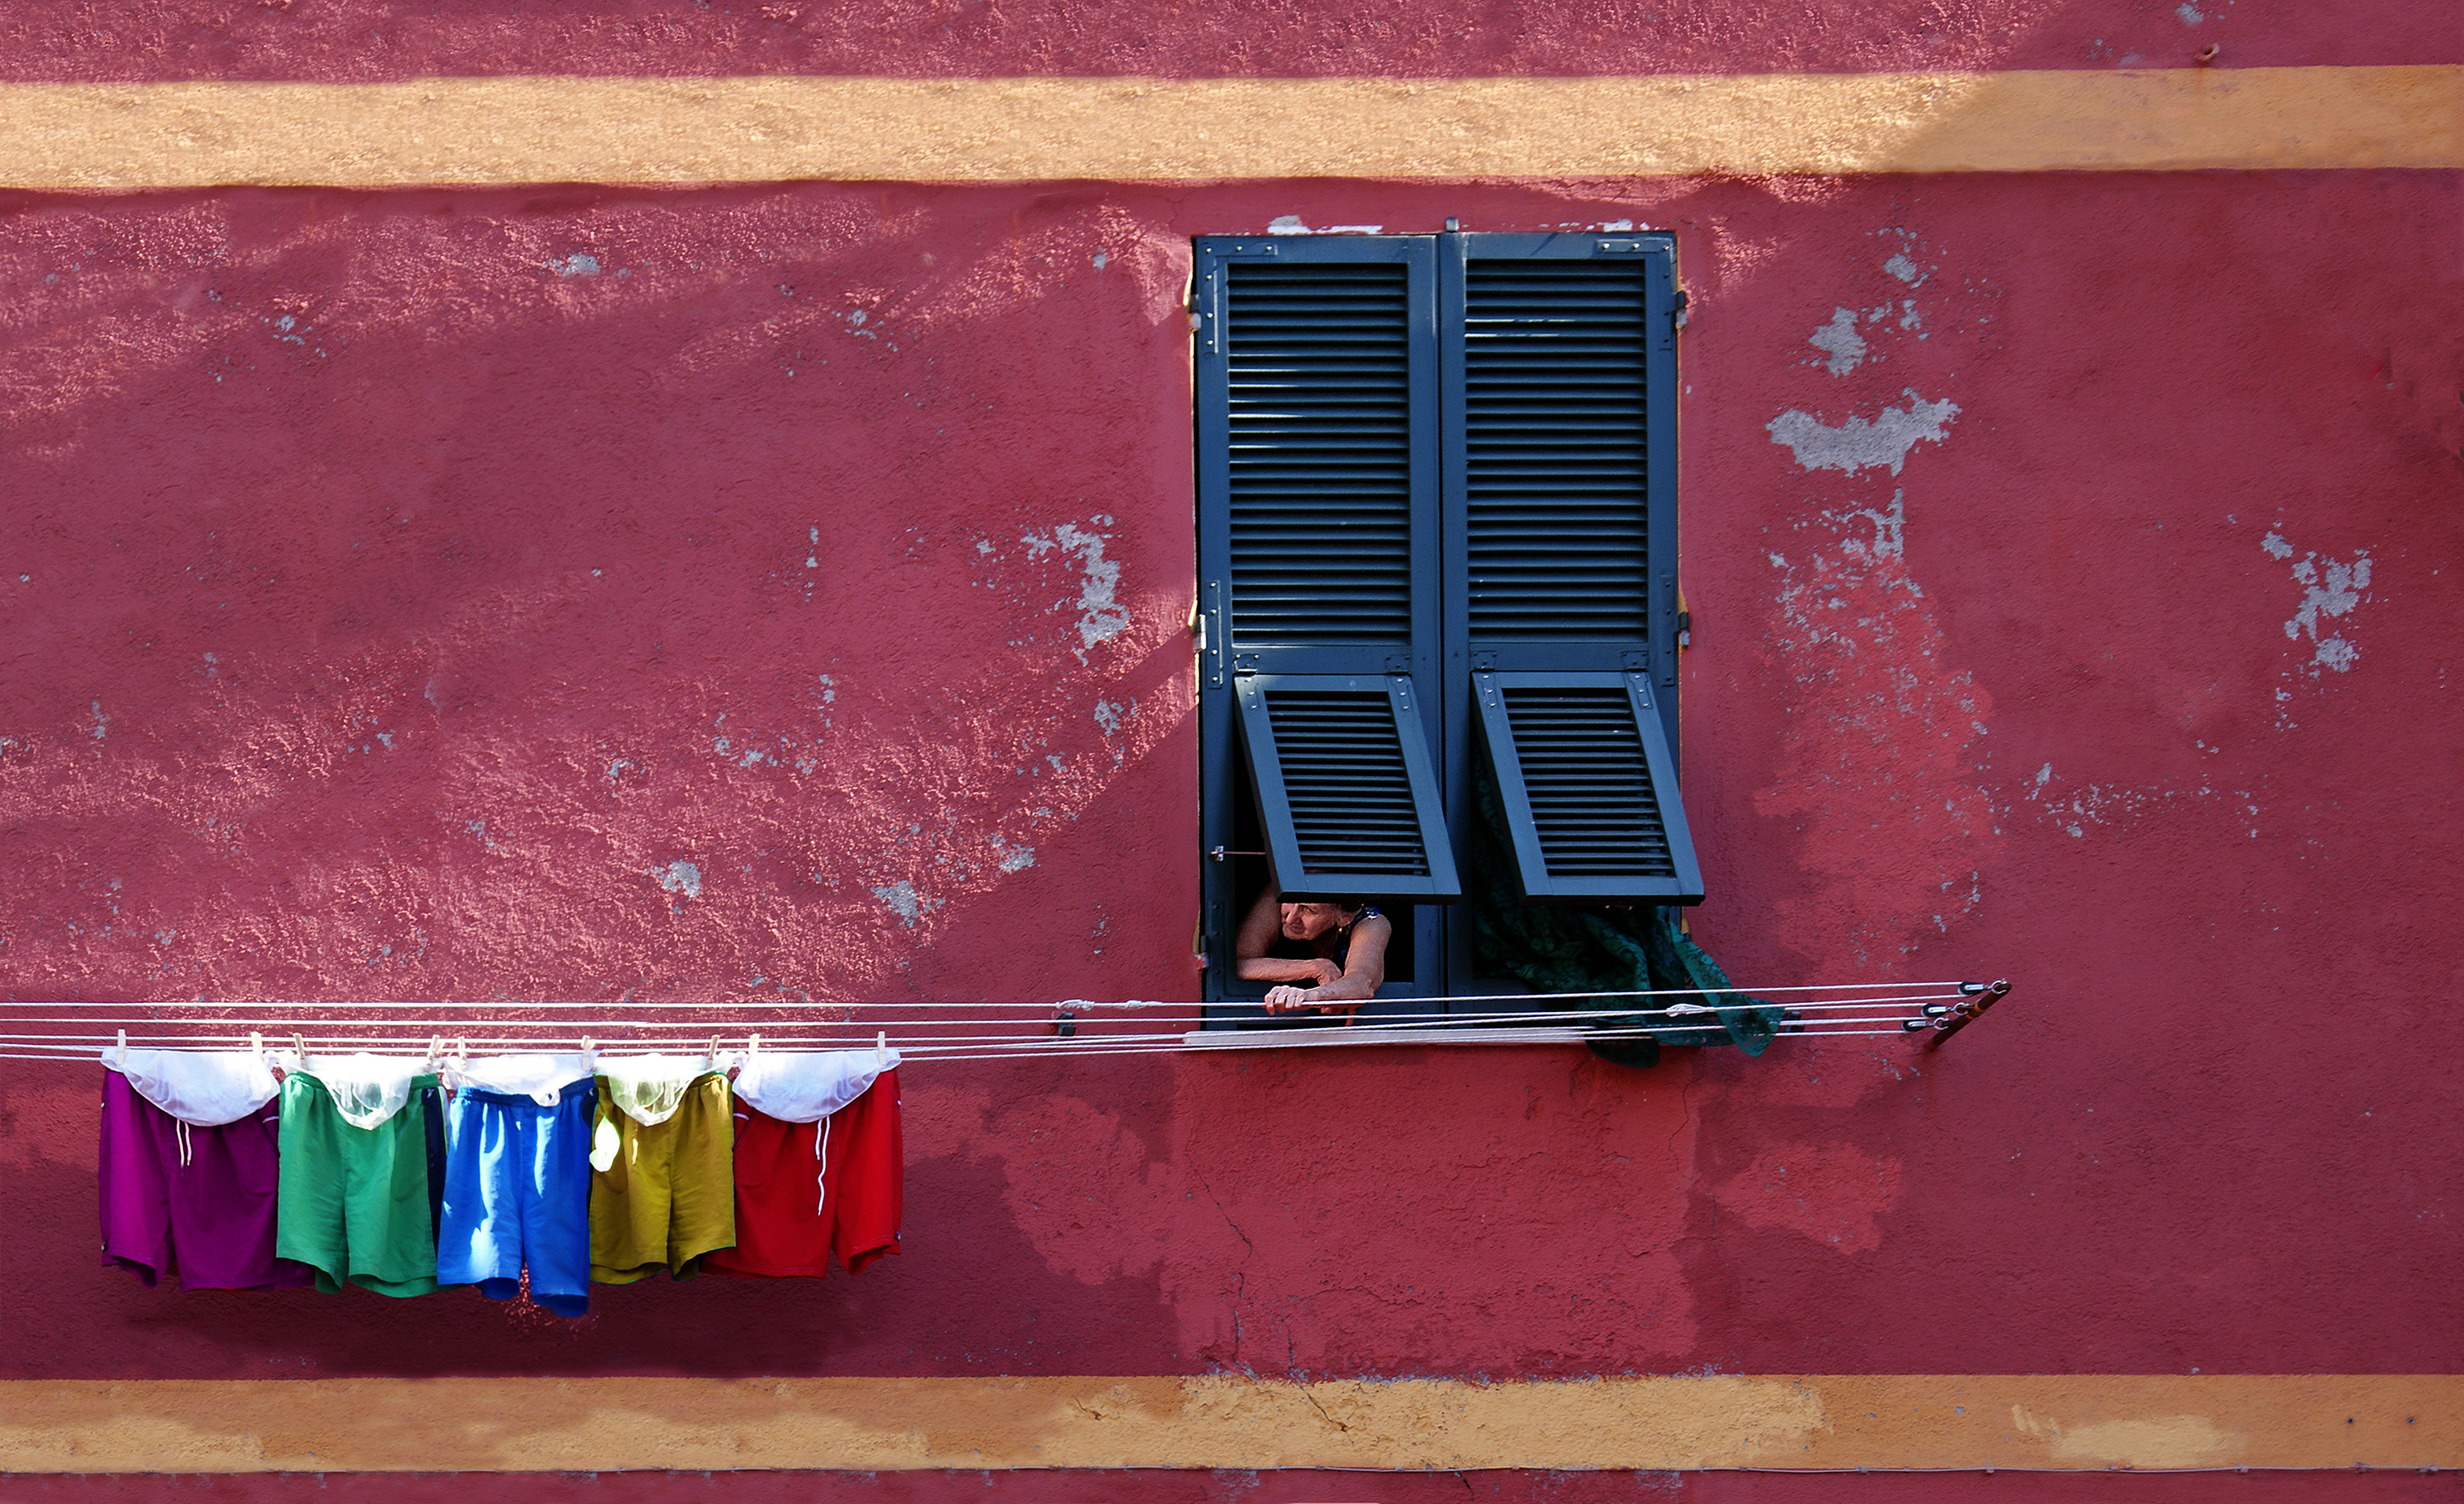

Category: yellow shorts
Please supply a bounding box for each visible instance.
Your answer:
[588,1073,736,1283]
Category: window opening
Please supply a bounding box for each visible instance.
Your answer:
[1197,229,1696,1024]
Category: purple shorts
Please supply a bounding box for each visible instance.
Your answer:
[100,1070,313,1291]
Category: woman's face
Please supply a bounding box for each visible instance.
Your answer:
[1279,902,1356,942]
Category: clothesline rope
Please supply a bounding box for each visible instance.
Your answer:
[0,979,1973,1011]
[0,993,1965,1035]
[0,1010,1932,1050]
[0,981,2007,1063]
[0,1030,1915,1066]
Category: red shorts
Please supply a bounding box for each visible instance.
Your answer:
[703,1069,901,1278]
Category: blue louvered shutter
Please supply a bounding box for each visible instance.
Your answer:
[1236,673,1459,899]
[1440,233,1700,904]
[1195,237,1457,940]
[1472,670,1701,902]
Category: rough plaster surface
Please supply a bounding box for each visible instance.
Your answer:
[0,152,2459,1501]
[0,0,2452,79]
[2,1373,2457,1471]
[0,1472,2454,1504]
[0,71,2458,190]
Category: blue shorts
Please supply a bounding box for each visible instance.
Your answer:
[436,1080,594,1316]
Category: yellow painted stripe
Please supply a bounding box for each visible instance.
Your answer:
[0,1375,2455,1472]
[0,67,2453,188]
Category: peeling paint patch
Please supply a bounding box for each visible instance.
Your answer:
[1021,521,1130,652]
[2021,761,2239,839]
[1093,699,1125,734]
[998,847,1037,873]
[1757,479,2000,967]
[1768,393,1958,476]
[546,253,601,277]
[1266,215,1382,235]
[2273,536,2373,676]
[1808,307,1866,376]
[872,879,939,928]
[651,860,701,901]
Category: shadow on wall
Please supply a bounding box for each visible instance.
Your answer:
[0,183,1202,1005]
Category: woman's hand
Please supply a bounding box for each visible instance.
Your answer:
[1262,959,1343,1012]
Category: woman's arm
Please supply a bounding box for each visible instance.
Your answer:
[1264,912,1390,1017]
[1271,912,1389,1015]
[1234,886,1342,986]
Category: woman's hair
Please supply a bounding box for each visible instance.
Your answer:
[1281,893,1365,916]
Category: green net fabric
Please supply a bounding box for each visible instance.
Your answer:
[1468,770,1783,1068]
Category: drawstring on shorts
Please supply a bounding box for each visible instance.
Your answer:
[814,1113,832,1214]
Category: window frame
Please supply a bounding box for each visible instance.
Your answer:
[1196,229,1689,1016]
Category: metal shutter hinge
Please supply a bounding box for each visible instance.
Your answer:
[1673,289,1689,329]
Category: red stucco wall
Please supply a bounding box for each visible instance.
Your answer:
[0,1,2459,1497]
[0,0,2452,79]
[4,169,2457,1380]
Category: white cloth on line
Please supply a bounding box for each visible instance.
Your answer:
[103,1047,280,1127]
[731,1048,897,1125]
[295,1052,429,1130]
[447,1052,595,1106]
[596,1053,722,1128]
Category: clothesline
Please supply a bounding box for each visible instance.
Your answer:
[0,982,2001,1065]
[0,1033,1914,1065]
[0,991,1965,1033]
[0,979,1968,1012]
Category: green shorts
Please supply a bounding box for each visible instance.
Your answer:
[274,1071,445,1297]
[590,1072,736,1284]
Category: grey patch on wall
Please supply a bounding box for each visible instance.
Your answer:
[1767,393,1959,476]
[874,879,942,928]
[1808,307,1867,376]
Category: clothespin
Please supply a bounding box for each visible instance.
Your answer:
[425,1036,442,1071]
[582,1037,597,1072]
[292,1032,307,1070]
[455,1038,468,1068]
[115,1028,128,1069]
[747,1033,761,1061]
[706,1034,721,1071]
[250,1031,265,1065]
[876,1030,886,1068]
